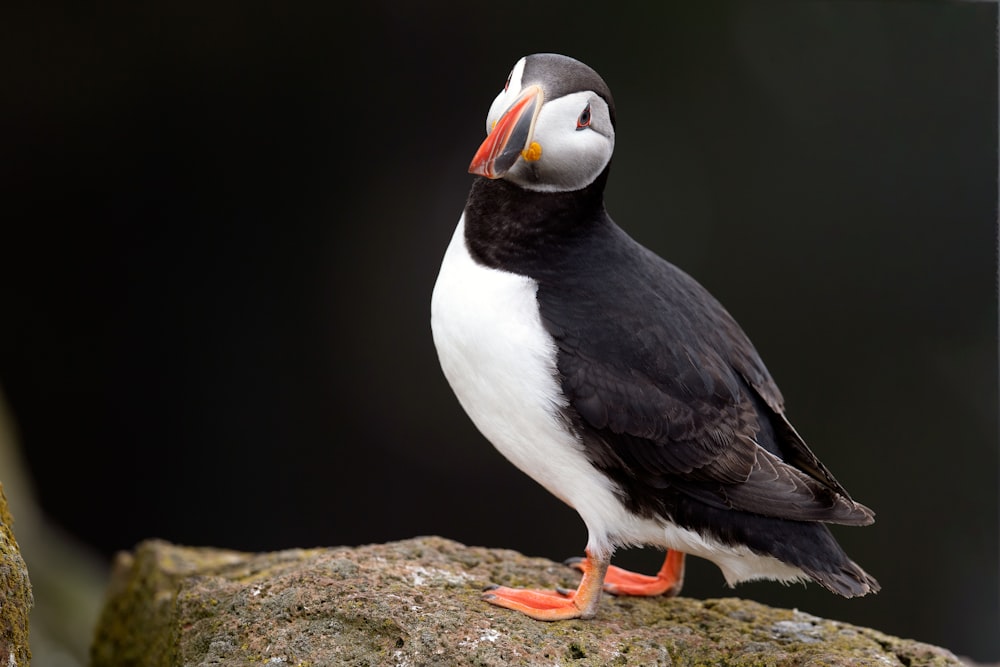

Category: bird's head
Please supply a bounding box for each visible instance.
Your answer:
[469,54,616,193]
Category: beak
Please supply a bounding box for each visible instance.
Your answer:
[469,85,543,179]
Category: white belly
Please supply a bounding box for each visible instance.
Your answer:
[430,217,639,553]
[430,216,809,585]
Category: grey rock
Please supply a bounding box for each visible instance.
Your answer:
[91,536,963,666]
[0,482,33,666]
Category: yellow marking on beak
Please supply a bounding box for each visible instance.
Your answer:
[521,142,542,162]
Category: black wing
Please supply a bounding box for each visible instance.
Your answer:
[536,222,873,527]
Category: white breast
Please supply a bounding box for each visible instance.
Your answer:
[430,216,636,555]
[431,216,585,495]
[430,216,810,585]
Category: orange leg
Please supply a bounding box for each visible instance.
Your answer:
[482,549,609,620]
[567,549,685,597]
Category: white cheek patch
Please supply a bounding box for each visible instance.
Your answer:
[485,58,528,134]
[508,58,526,99]
[511,92,614,192]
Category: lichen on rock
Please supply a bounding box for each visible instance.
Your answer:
[0,482,32,667]
[91,535,962,666]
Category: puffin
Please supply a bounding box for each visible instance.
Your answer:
[430,53,878,621]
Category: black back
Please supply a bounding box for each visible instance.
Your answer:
[462,173,878,596]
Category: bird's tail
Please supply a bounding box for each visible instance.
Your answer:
[671,496,880,598]
[759,519,880,598]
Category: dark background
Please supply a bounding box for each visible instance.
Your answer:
[2,2,997,662]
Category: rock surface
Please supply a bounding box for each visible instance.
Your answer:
[92,536,960,666]
[1,385,107,667]
[0,482,32,666]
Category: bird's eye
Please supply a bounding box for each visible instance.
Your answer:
[577,104,592,130]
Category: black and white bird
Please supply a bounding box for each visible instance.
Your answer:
[431,53,878,621]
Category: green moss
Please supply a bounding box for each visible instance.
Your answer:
[90,548,179,667]
[0,482,32,666]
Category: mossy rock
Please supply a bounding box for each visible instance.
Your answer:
[91,536,961,666]
[0,483,32,666]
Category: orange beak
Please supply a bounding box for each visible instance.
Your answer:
[468,85,542,179]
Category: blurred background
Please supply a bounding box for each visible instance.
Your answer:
[2,2,997,664]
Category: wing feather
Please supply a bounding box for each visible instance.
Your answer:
[537,224,873,526]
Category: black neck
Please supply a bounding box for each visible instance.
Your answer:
[462,168,611,273]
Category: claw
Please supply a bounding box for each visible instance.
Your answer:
[482,549,609,621]
[563,550,686,597]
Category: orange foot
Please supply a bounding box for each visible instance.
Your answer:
[482,550,609,621]
[567,550,685,597]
